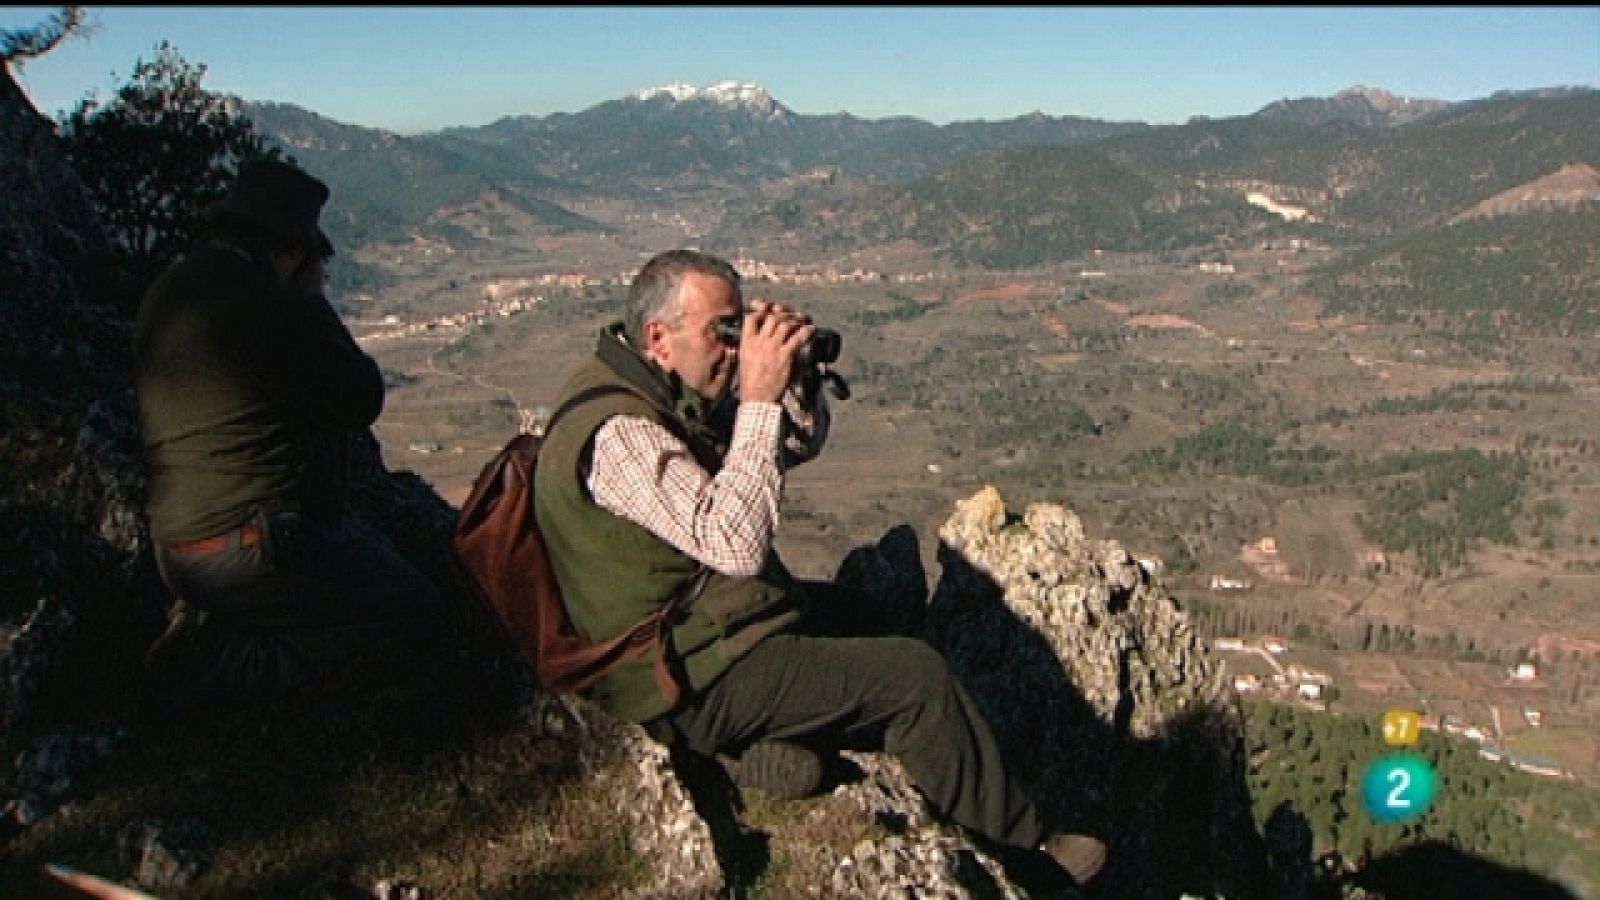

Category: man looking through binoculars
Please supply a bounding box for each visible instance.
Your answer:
[532,248,1107,888]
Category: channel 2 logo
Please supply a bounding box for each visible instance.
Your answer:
[1362,708,1438,825]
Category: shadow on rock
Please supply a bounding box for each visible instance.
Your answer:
[919,486,1271,900]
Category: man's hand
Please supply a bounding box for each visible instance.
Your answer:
[737,300,813,404]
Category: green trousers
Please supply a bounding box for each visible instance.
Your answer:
[651,581,1046,850]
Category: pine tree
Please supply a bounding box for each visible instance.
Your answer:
[57,41,282,310]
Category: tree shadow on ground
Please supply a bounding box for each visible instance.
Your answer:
[1347,839,1581,900]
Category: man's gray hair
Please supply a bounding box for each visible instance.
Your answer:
[625,249,741,345]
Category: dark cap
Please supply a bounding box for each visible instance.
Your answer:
[207,158,334,257]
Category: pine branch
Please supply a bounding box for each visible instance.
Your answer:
[2,6,88,65]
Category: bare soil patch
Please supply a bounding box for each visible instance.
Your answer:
[1126,313,1205,332]
[954,281,1047,303]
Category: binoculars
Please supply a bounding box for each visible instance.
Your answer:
[713,319,843,370]
[713,318,850,400]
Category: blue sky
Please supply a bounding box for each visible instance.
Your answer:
[4,6,1597,134]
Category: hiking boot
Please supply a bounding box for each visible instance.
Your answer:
[1041,833,1108,886]
[717,741,825,800]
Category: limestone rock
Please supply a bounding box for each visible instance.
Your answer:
[831,832,1025,900]
[595,716,726,898]
[930,484,1266,899]
[14,725,136,825]
[117,815,215,892]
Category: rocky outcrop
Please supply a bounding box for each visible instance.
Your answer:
[598,487,1270,898]
[0,60,124,734]
[930,487,1267,898]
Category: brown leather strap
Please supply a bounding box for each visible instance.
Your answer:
[168,522,264,555]
[540,566,710,706]
[652,566,712,708]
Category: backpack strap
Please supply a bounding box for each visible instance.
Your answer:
[540,384,638,437]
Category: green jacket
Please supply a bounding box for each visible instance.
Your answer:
[533,323,805,722]
[133,237,382,544]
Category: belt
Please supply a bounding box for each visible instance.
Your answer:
[168,522,264,555]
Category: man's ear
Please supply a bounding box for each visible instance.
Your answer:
[267,247,307,284]
[644,318,670,365]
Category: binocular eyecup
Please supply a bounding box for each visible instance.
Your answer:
[712,320,849,400]
[798,328,842,369]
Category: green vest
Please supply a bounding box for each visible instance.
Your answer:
[134,238,382,543]
[533,324,804,722]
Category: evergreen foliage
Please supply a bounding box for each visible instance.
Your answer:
[57,41,281,308]
[0,4,86,64]
[1094,89,1600,234]
[1095,114,1362,192]
[850,144,1274,267]
[1130,422,1340,487]
[1245,699,1600,894]
[1354,448,1528,577]
[1316,377,1574,424]
[1309,207,1600,335]
[1329,91,1600,230]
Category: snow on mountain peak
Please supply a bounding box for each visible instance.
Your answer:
[703,81,773,108]
[632,82,699,103]
[630,81,780,115]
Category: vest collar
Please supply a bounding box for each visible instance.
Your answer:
[597,321,726,443]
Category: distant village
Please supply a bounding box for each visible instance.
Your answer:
[354,230,1328,349]
[1208,530,1575,782]
[355,256,921,347]
[350,185,1334,350]
[1215,635,1573,781]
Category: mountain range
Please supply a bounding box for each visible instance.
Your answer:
[243,81,1600,269]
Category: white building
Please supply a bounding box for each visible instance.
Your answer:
[1209,576,1252,592]
[1286,665,1331,686]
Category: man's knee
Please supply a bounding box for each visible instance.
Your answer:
[867,637,957,698]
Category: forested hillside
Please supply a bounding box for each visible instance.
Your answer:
[826,144,1276,267]
[1309,206,1600,335]
[244,101,605,249]
[1245,700,1600,897]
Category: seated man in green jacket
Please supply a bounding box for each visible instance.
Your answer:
[133,158,448,721]
[533,248,1107,887]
